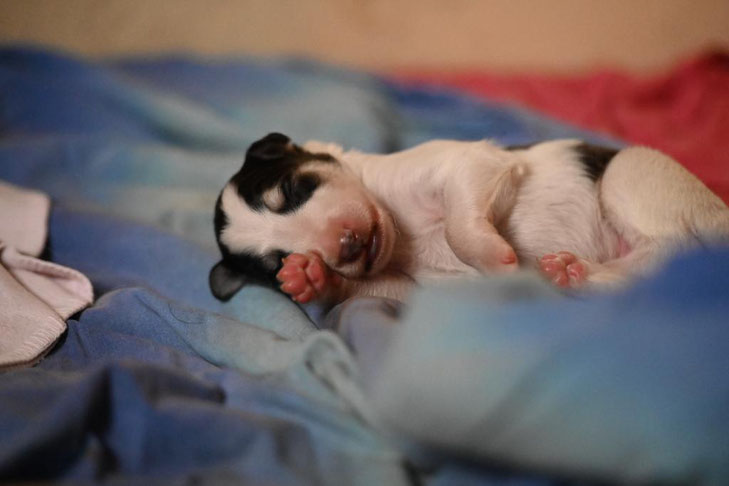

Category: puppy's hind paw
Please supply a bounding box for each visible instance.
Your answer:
[539,251,587,288]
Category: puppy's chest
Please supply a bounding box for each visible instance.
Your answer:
[387,196,476,277]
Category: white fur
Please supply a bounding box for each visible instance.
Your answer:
[223,138,729,303]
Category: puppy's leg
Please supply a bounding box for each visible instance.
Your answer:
[602,147,729,243]
[542,147,729,289]
[445,160,527,273]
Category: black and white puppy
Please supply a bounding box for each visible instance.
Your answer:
[210,132,729,306]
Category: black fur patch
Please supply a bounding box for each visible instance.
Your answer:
[232,132,335,214]
[574,143,619,182]
[219,246,288,288]
[212,181,289,298]
[276,172,323,214]
[213,191,228,237]
[209,251,285,301]
[508,141,618,182]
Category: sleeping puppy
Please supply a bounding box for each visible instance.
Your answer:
[210,132,729,306]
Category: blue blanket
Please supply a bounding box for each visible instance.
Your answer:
[1,47,727,485]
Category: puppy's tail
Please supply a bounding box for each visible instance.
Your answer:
[487,162,529,226]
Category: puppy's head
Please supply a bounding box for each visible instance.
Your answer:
[210,132,396,301]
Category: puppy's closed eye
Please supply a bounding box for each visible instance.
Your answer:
[262,186,286,212]
[273,173,322,214]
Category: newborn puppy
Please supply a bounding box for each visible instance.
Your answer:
[210,132,729,306]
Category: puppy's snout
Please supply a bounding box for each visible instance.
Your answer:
[339,229,365,263]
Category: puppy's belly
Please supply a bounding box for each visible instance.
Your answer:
[505,191,622,266]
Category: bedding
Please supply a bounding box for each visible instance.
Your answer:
[1,47,728,485]
[0,181,94,370]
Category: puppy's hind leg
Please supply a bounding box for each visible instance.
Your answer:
[587,146,729,287]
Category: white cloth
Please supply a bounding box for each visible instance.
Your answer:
[0,181,93,369]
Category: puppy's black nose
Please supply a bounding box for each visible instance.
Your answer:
[339,229,365,263]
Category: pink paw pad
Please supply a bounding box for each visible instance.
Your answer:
[538,251,587,288]
[276,252,340,303]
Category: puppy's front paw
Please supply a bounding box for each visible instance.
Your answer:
[538,251,587,288]
[276,252,341,303]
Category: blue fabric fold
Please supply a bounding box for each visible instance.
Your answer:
[366,248,729,485]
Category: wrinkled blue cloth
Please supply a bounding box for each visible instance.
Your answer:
[356,249,729,485]
[1,47,727,485]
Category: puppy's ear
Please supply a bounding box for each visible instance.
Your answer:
[209,260,248,301]
[247,133,291,161]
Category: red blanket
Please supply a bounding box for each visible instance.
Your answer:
[397,52,729,203]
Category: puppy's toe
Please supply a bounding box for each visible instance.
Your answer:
[566,261,587,286]
[279,271,308,295]
[304,252,329,293]
[293,286,316,304]
[539,253,565,274]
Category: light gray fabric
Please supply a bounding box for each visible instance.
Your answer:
[0,181,49,256]
[0,181,93,369]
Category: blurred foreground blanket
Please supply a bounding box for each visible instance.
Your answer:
[1,47,728,485]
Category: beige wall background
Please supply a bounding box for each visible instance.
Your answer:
[1,0,728,73]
